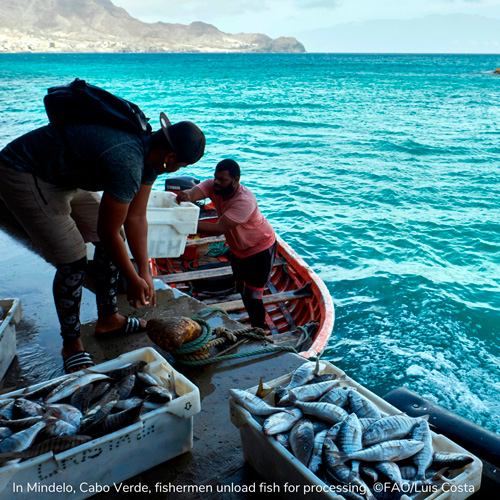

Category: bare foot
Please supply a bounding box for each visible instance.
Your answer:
[61,338,93,374]
[94,313,146,335]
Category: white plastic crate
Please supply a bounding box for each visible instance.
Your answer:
[230,361,482,500]
[86,191,200,260]
[0,347,200,500]
[145,191,200,258]
[0,298,21,380]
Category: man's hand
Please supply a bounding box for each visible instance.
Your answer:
[176,191,190,204]
[127,274,153,308]
[141,269,157,308]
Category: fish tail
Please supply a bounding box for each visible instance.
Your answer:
[334,451,349,464]
[326,450,349,466]
[430,467,449,482]
[313,358,321,376]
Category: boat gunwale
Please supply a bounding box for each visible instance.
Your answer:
[275,234,334,358]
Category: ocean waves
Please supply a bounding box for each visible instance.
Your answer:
[1,52,499,433]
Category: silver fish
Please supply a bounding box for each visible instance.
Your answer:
[0,398,16,408]
[359,417,379,432]
[308,428,328,473]
[289,419,315,466]
[21,378,75,401]
[137,372,159,387]
[330,439,424,463]
[0,416,43,431]
[0,427,13,440]
[89,400,143,437]
[431,451,474,470]
[104,360,147,380]
[374,461,403,486]
[0,435,92,463]
[0,421,46,453]
[78,383,123,434]
[308,373,337,385]
[274,433,290,449]
[319,386,352,407]
[142,401,166,413]
[40,417,77,439]
[411,419,433,480]
[294,401,349,425]
[284,359,322,390]
[348,391,382,420]
[312,421,329,434]
[229,389,284,416]
[288,380,341,403]
[113,397,145,411]
[81,381,112,413]
[325,422,342,443]
[142,386,174,403]
[13,398,45,419]
[0,400,15,420]
[70,384,94,412]
[44,373,111,404]
[360,465,378,483]
[276,392,294,407]
[399,465,440,481]
[363,415,420,446]
[338,412,362,475]
[323,438,376,500]
[115,375,136,400]
[263,408,303,435]
[45,404,83,428]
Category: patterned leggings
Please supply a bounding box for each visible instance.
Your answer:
[53,243,119,341]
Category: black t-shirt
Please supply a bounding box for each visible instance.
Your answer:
[0,124,157,204]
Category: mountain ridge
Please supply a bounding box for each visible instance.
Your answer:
[0,0,305,53]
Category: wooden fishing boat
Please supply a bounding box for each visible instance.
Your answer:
[149,178,334,359]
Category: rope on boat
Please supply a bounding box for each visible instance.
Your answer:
[205,241,230,257]
[193,307,230,319]
[170,316,318,366]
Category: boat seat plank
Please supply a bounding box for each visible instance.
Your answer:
[213,283,312,313]
[185,236,227,247]
[157,258,285,284]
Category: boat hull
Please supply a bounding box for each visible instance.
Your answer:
[150,234,334,358]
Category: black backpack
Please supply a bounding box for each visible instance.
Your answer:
[44,78,152,136]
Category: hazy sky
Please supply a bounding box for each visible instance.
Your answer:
[113,0,500,38]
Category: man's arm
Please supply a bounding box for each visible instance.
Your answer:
[197,214,239,236]
[176,185,239,235]
[97,189,153,308]
[176,186,206,204]
[124,184,156,306]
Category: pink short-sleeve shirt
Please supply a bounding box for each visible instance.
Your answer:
[198,179,275,259]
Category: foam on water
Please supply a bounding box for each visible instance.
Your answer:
[0,53,499,433]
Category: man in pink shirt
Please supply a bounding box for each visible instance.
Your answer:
[176,159,276,329]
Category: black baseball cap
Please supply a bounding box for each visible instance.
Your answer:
[160,112,205,164]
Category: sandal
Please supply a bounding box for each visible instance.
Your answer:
[63,351,94,374]
[94,316,145,337]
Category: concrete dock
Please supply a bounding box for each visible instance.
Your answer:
[0,218,306,499]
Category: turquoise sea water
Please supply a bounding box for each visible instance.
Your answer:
[1,53,499,433]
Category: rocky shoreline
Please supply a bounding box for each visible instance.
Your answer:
[0,0,305,54]
[0,30,305,54]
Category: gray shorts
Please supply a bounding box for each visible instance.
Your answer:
[0,163,100,264]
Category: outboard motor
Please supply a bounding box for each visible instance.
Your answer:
[165,175,200,193]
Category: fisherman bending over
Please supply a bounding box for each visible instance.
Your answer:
[176,159,276,329]
[0,113,205,373]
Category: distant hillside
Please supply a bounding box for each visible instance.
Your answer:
[297,14,500,54]
[0,0,305,53]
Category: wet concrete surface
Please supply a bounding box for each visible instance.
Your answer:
[0,222,306,499]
